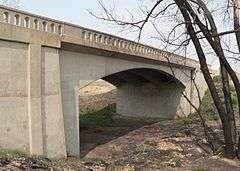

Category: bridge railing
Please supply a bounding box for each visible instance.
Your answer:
[63,24,197,66]
[0,5,63,35]
[0,5,198,67]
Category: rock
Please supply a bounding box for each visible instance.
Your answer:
[176,132,185,137]
[195,147,204,154]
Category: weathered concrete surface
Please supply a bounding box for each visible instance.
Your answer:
[117,83,183,118]
[0,40,66,158]
[0,40,29,152]
[0,5,208,159]
[58,50,196,157]
[41,47,66,158]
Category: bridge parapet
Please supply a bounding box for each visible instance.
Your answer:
[63,24,199,68]
[0,5,199,68]
[0,5,63,35]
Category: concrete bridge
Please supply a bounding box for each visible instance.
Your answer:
[0,5,207,158]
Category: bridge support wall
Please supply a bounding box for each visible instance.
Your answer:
[0,40,29,153]
[41,47,66,158]
[0,40,66,158]
[117,83,184,118]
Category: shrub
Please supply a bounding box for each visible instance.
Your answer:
[196,162,207,171]
[199,75,237,121]
[165,151,183,167]
[79,104,115,126]
[0,149,25,159]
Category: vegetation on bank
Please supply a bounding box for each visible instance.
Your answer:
[0,149,25,159]
[189,75,238,122]
[79,75,238,126]
[79,104,116,126]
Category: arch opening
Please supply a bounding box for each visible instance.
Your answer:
[3,12,9,23]
[58,25,62,35]
[14,14,20,26]
[42,21,47,31]
[33,19,39,30]
[50,23,55,33]
[58,49,191,157]
[77,68,186,157]
[24,17,30,28]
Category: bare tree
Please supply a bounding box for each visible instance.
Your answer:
[95,0,240,158]
[232,0,240,52]
[230,0,240,154]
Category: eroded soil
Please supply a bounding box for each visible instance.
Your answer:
[1,116,240,170]
[80,115,240,171]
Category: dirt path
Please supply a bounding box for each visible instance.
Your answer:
[80,115,163,157]
[79,116,240,171]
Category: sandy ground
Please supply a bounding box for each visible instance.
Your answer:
[1,117,240,170]
[79,116,240,171]
[78,79,117,113]
[79,79,116,96]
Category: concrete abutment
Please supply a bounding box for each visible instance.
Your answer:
[0,40,66,158]
[116,83,184,118]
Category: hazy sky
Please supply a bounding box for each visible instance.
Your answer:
[19,1,163,44]
[20,0,139,37]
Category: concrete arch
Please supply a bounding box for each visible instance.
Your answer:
[59,50,193,157]
[100,68,185,118]
[85,67,186,89]
[59,50,191,89]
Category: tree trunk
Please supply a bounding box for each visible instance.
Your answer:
[221,65,237,157]
[185,0,240,122]
[221,65,237,144]
[233,0,240,52]
[195,0,237,147]
[175,0,236,158]
[232,0,240,157]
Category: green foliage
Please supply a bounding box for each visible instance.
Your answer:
[188,111,219,122]
[212,75,221,83]
[79,104,116,126]
[179,116,192,125]
[166,151,183,167]
[187,112,200,121]
[205,113,220,121]
[231,92,238,107]
[213,146,224,156]
[199,75,237,121]
[196,162,207,171]
[0,149,25,159]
